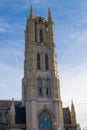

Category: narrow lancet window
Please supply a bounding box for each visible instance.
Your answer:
[45,54,49,70]
[37,53,41,70]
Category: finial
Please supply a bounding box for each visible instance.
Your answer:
[30,5,34,18]
[48,7,52,21]
[71,99,73,105]
[12,98,14,102]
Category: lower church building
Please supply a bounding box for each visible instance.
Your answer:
[0,6,80,130]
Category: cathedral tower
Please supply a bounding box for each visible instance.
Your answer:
[22,6,64,130]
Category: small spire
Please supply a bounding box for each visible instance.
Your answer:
[10,98,15,114]
[71,100,75,113]
[10,98,15,126]
[29,5,34,18]
[48,8,52,21]
[71,100,76,125]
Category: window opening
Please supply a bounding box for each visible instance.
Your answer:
[37,77,43,96]
[46,88,49,95]
[46,78,51,97]
[40,29,43,42]
[45,54,49,70]
[37,53,41,70]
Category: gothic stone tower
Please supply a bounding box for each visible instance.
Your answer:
[22,6,64,130]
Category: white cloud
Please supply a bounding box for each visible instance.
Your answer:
[69,29,87,45]
[0,19,12,33]
[23,0,55,9]
[33,0,41,4]
[0,20,24,34]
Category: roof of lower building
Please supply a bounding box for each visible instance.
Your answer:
[0,100,21,109]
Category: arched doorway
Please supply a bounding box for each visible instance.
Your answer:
[38,111,52,130]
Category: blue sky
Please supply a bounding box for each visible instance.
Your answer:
[0,0,87,129]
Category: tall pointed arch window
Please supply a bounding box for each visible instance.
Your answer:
[37,53,41,70]
[37,77,43,96]
[45,54,49,70]
[40,29,43,42]
[46,77,51,97]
